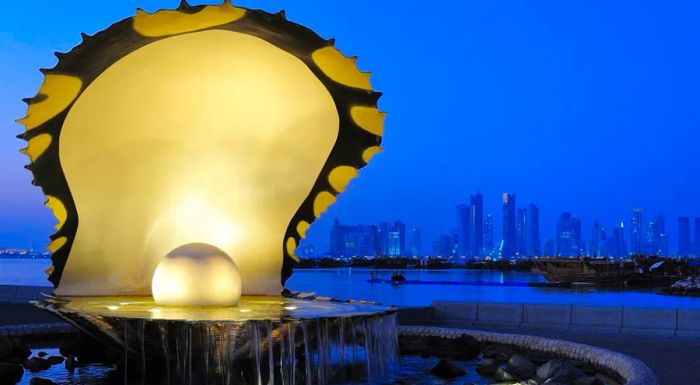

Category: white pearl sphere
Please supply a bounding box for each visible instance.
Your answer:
[152,243,241,306]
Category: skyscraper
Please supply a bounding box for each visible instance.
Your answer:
[556,212,581,256]
[653,215,668,256]
[408,227,422,257]
[679,217,691,257]
[572,217,582,255]
[516,208,526,256]
[524,204,540,257]
[469,193,484,256]
[433,234,452,257]
[630,209,643,255]
[694,218,700,256]
[377,221,389,256]
[591,221,602,258]
[456,204,470,256]
[608,222,626,258]
[387,221,406,257]
[329,218,379,257]
[502,193,516,258]
[484,213,494,251]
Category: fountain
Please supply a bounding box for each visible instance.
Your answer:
[17,2,397,383]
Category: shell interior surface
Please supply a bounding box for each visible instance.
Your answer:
[18,1,384,296]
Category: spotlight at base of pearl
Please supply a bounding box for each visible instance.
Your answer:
[152,243,242,307]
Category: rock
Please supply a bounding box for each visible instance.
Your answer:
[29,378,56,385]
[0,338,13,361]
[64,355,76,371]
[574,376,604,385]
[23,357,50,373]
[0,362,23,385]
[543,376,572,385]
[507,354,537,378]
[594,373,621,385]
[36,352,47,358]
[476,358,499,375]
[399,334,480,360]
[429,359,466,379]
[522,380,539,385]
[537,359,585,383]
[46,356,64,365]
[2,339,31,364]
[481,343,514,361]
[494,364,519,382]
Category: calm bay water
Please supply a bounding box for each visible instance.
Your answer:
[3,259,700,308]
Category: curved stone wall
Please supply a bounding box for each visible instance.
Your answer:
[399,325,659,385]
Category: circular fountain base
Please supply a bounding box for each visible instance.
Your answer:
[36,296,398,385]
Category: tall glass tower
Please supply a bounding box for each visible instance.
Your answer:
[502,193,516,258]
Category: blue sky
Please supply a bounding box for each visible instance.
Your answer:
[1,1,699,253]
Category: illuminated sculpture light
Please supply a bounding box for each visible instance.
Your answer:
[18,1,385,306]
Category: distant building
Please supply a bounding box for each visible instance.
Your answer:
[630,209,643,255]
[607,222,626,258]
[451,229,460,256]
[695,218,700,256]
[456,204,470,256]
[376,221,389,256]
[408,227,422,256]
[502,193,517,257]
[433,234,452,257]
[654,215,669,256]
[484,213,494,251]
[329,218,378,257]
[524,204,540,257]
[387,221,406,257]
[590,221,602,258]
[516,208,526,256]
[543,239,554,256]
[679,217,691,257]
[298,240,315,259]
[470,193,484,256]
[556,212,581,256]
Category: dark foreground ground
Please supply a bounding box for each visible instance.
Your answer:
[1,304,697,385]
[442,323,700,385]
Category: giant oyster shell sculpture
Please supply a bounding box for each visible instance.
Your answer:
[18,1,384,296]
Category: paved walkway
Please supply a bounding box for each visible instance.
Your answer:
[443,325,700,385]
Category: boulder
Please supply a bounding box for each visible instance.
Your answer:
[544,376,572,385]
[399,334,480,360]
[507,354,537,378]
[2,340,31,364]
[23,357,50,373]
[481,343,514,361]
[574,376,604,385]
[429,359,466,379]
[0,338,13,361]
[29,378,56,385]
[594,373,621,385]
[0,362,23,385]
[493,364,519,382]
[45,356,64,366]
[36,352,47,358]
[476,358,499,375]
[537,359,585,383]
[64,356,76,371]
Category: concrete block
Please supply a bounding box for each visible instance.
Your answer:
[572,306,622,329]
[0,285,18,302]
[396,306,435,326]
[14,286,40,301]
[523,303,572,326]
[477,302,523,325]
[677,308,700,335]
[622,307,676,332]
[433,301,477,322]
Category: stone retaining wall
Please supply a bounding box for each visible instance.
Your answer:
[429,301,700,336]
[0,285,52,303]
[399,325,659,385]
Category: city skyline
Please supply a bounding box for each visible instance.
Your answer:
[1,1,700,256]
[316,191,700,259]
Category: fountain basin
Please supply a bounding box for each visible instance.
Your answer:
[35,296,398,384]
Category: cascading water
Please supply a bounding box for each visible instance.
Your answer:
[37,296,398,385]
